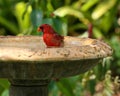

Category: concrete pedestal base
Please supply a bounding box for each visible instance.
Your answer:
[9,80,49,96]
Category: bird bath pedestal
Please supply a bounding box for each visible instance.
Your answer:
[0,36,112,96]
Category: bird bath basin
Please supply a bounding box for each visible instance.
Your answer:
[0,36,112,96]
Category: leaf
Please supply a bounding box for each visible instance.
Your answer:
[81,0,99,11]
[54,6,83,19]
[42,18,54,25]
[49,81,59,96]
[110,36,120,58]
[99,11,114,33]
[54,6,89,24]
[30,9,43,27]
[47,0,54,11]
[0,16,18,35]
[56,78,74,96]
[0,79,10,89]
[1,89,9,96]
[93,27,104,38]
[92,0,117,20]
[53,18,68,36]
[15,2,32,31]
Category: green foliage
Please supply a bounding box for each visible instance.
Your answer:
[0,0,120,96]
[14,2,32,32]
[0,79,9,96]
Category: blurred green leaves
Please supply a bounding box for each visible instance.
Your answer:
[0,79,9,96]
[81,0,99,11]
[15,2,32,32]
[54,6,83,18]
[111,36,120,58]
[30,9,43,27]
[92,0,117,20]
[1,89,9,96]
[0,16,18,35]
[0,0,119,96]
[56,79,74,96]
[0,0,118,36]
[54,6,89,24]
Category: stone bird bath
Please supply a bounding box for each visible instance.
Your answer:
[0,36,112,96]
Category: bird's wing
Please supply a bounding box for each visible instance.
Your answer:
[53,33,64,41]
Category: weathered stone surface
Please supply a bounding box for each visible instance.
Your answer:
[0,36,112,96]
[0,59,100,79]
[0,36,112,80]
[0,36,112,61]
[10,84,48,96]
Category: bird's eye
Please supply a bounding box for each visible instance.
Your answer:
[40,27,43,31]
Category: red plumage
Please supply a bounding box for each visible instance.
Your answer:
[37,24,64,47]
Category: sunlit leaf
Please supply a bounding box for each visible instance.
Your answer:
[54,6,83,17]
[47,0,54,11]
[1,89,8,96]
[81,0,98,11]
[99,11,115,33]
[54,6,89,24]
[93,27,104,38]
[92,0,117,20]
[15,2,32,31]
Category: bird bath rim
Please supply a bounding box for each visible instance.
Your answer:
[0,36,112,62]
[0,36,113,96]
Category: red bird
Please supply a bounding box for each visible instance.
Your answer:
[37,24,64,48]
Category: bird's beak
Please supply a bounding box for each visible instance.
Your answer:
[37,27,41,32]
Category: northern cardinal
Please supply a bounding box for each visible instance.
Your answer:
[37,24,64,48]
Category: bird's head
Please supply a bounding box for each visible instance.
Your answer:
[37,24,52,33]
